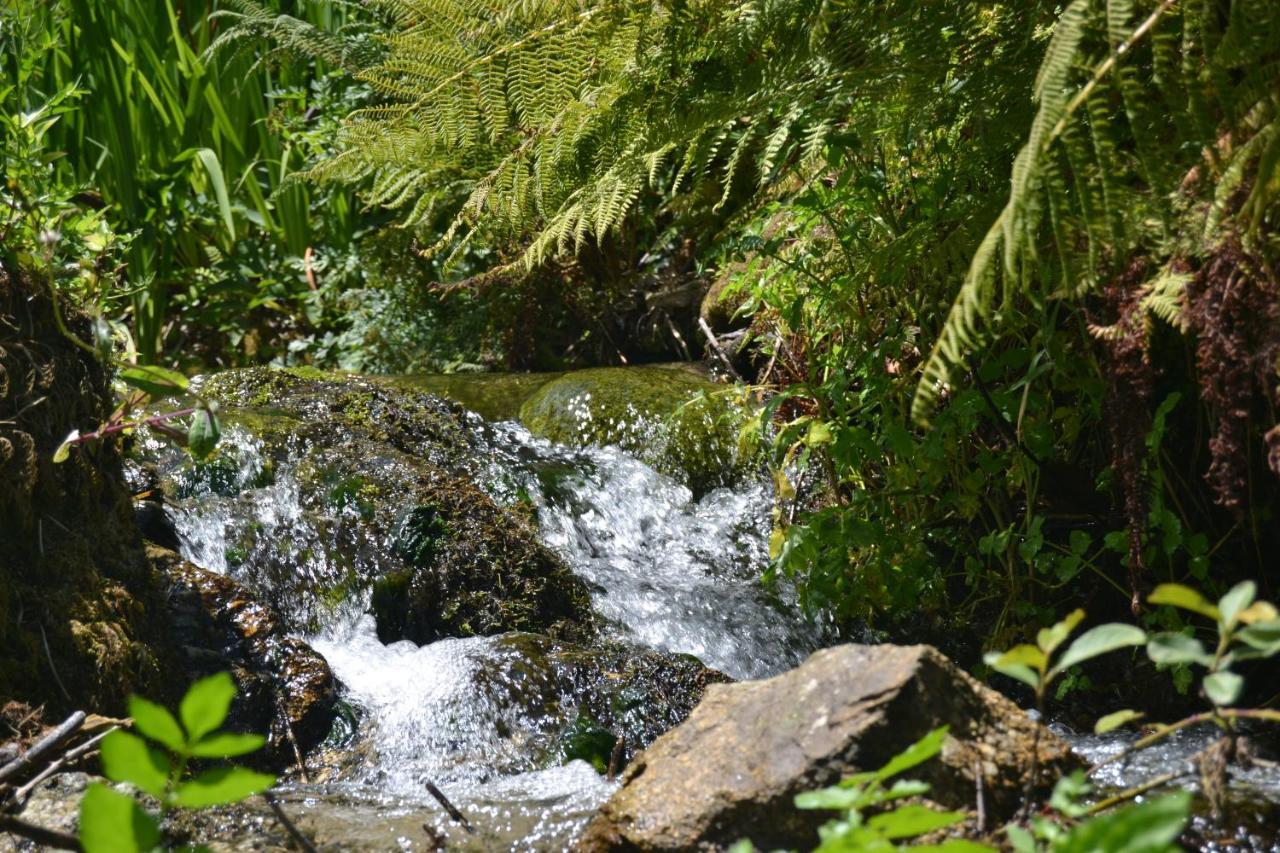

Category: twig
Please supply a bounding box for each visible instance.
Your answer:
[0,711,85,785]
[262,790,319,853]
[698,317,744,382]
[0,813,80,850]
[1085,770,1188,815]
[9,728,116,807]
[973,757,986,834]
[1087,708,1280,777]
[425,782,474,833]
[38,625,71,702]
[274,693,310,783]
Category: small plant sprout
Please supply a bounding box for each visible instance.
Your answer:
[78,672,275,853]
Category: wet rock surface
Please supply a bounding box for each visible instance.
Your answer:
[581,643,1078,852]
[152,546,338,768]
[518,365,746,497]
[142,366,596,642]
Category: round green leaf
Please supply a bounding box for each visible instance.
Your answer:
[128,695,185,752]
[99,731,169,799]
[180,672,237,741]
[1202,670,1243,707]
[1146,632,1212,667]
[79,782,162,853]
[1218,581,1257,630]
[187,407,221,460]
[1051,623,1146,677]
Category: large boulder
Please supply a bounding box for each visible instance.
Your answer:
[518,366,747,496]
[581,643,1077,851]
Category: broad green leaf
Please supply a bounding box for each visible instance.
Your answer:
[78,783,162,853]
[99,731,169,799]
[53,430,78,463]
[194,147,235,241]
[1203,671,1243,707]
[867,804,964,839]
[1049,770,1091,818]
[128,695,185,751]
[119,364,189,397]
[1095,709,1144,734]
[1037,608,1085,655]
[1057,790,1190,853]
[874,726,949,781]
[1146,632,1212,667]
[1149,584,1219,621]
[1238,602,1279,625]
[189,732,266,758]
[170,766,275,808]
[806,420,833,446]
[180,672,236,741]
[1218,581,1256,630]
[983,651,1039,690]
[859,779,931,808]
[1051,623,1146,677]
[188,407,221,460]
[995,644,1048,673]
[1005,824,1037,853]
[1236,619,1280,656]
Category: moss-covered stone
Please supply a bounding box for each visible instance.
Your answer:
[0,268,176,714]
[518,365,749,496]
[390,372,563,422]
[174,366,597,643]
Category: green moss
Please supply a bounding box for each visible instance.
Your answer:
[390,372,562,421]
[518,365,749,495]
[553,715,617,774]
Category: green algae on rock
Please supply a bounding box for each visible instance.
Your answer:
[518,365,748,496]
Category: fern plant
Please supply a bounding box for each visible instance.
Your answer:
[915,0,1280,421]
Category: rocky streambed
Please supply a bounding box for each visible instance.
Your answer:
[5,357,1280,850]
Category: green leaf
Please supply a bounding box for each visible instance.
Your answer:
[1057,790,1190,853]
[180,672,236,741]
[170,766,275,808]
[1051,623,1146,677]
[53,430,78,464]
[1095,709,1144,734]
[806,419,833,446]
[189,732,266,758]
[1202,671,1243,707]
[99,731,169,799]
[128,695,185,752]
[120,364,189,397]
[1218,581,1256,630]
[79,783,162,853]
[867,804,965,839]
[983,651,1039,690]
[187,407,221,460]
[795,785,863,811]
[1149,584,1219,621]
[1037,608,1086,655]
[995,644,1049,673]
[1005,824,1037,853]
[874,726,949,781]
[1236,618,1280,656]
[1146,632,1212,667]
[195,147,236,242]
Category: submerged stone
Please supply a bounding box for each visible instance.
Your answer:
[518,365,748,496]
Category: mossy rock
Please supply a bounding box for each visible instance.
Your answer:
[518,366,748,496]
[150,366,597,643]
[390,372,563,422]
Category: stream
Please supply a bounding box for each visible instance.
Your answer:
[136,368,1278,851]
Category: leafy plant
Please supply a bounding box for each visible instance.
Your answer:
[1006,772,1190,853]
[79,672,274,853]
[733,727,993,852]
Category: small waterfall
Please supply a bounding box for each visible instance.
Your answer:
[146,372,821,848]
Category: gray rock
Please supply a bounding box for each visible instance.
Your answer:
[580,643,1078,851]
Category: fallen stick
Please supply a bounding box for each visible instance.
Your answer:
[9,727,116,807]
[425,781,474,833]
[262,790,319,853]
[698,317,744,382]
[0,711,86,786]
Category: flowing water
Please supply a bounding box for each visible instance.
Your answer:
[148,371,821,849]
